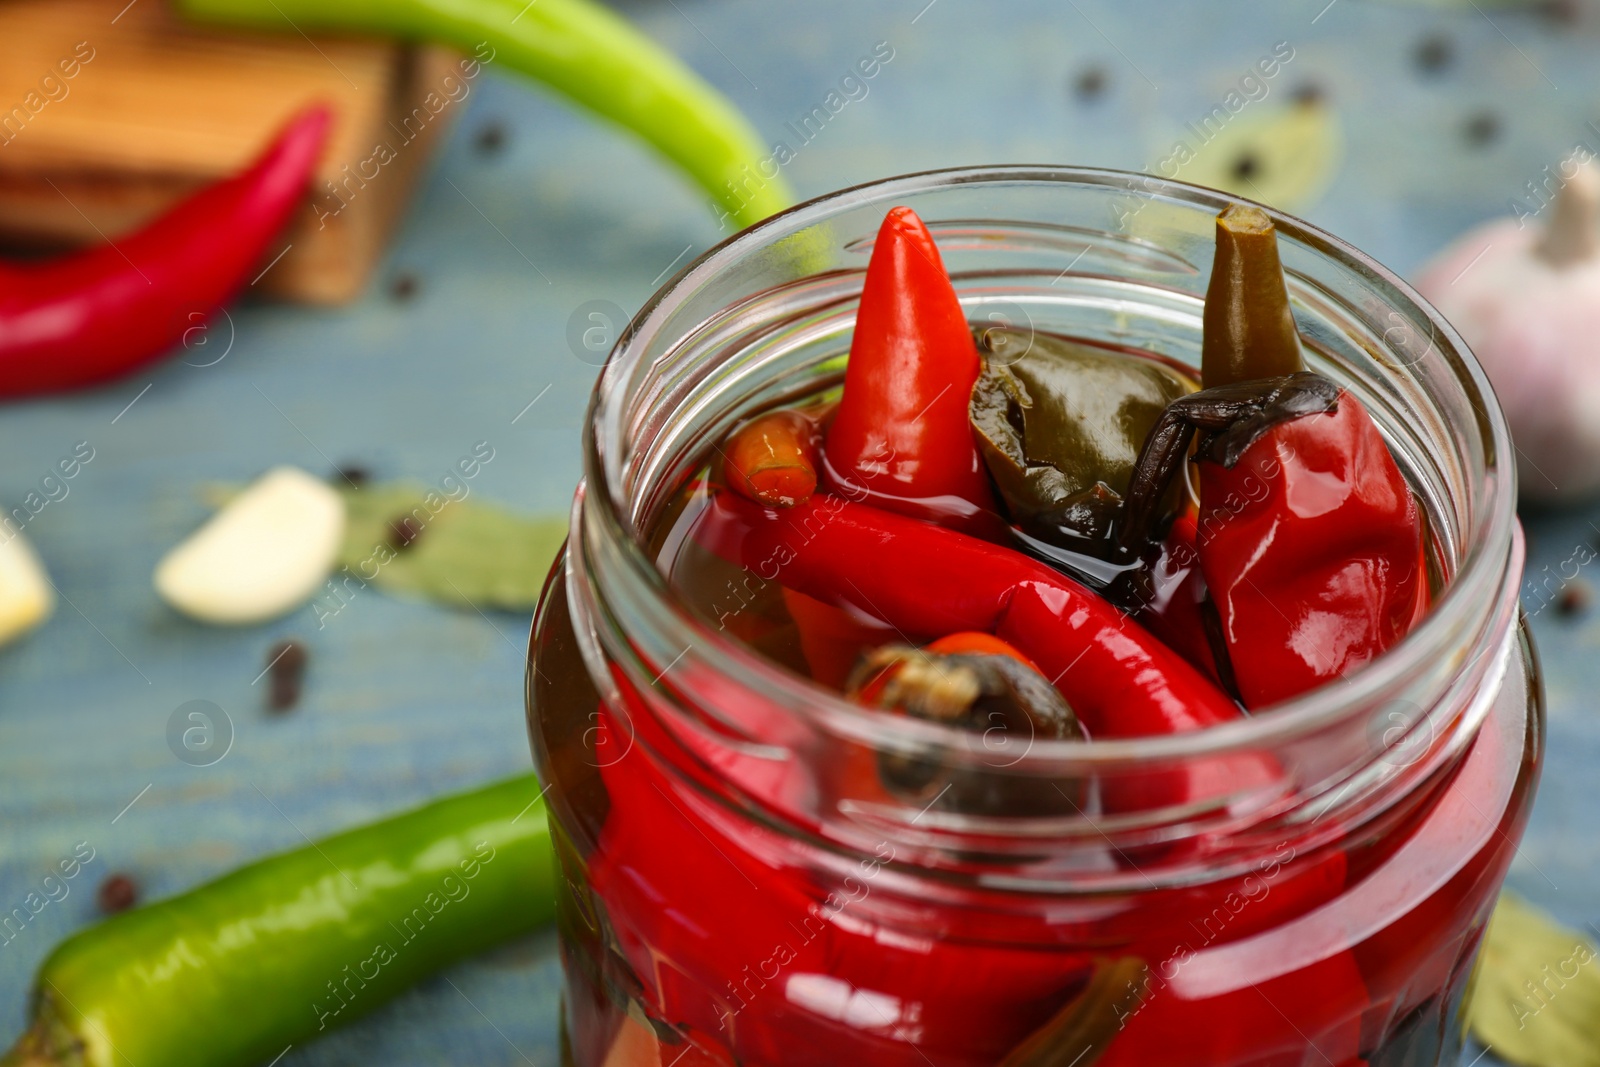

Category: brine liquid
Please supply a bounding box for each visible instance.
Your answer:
[533,556,1538,1067]
[530,338,1530,1067]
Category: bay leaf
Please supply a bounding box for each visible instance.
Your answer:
[337,482,566,611]
[1125,100,1342,247]
[1465,894,1600,1067]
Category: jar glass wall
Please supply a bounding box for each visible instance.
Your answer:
[527,168,1541,1067]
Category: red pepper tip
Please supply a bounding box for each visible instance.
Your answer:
[282,102,335,148]
[923,631,1039,672]
[877,204,940,252]
[873,204,947,269]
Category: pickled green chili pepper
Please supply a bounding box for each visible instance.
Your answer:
[176,0,792,230]
[971,328,1195,556]
[2,775,554,1067]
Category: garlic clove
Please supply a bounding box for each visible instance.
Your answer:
[0,530,53,647]
[155,466,344,625]
[1416,160,1600,503]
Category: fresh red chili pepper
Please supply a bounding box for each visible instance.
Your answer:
[721,408,822,508]
[821,206,1000,533]
[0,107,330,398]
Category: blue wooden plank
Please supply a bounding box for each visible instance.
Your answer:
[1,1,1594,1063]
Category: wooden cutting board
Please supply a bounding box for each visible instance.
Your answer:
[0,0,463,304]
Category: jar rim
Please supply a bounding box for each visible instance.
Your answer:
[582,164,1519,765]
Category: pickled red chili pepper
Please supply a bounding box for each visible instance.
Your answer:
[696,491,1239,743]
[587,713,1109,1066]
[720,408,821,507]
[822,206,1000,532]
[1197,385,1427,707]
[924,630,1042,664]
[1130,514,1230,691]
[1123,206,1426,708]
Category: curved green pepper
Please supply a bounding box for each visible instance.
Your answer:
[3,775,554,1067]
[176,0,793,231]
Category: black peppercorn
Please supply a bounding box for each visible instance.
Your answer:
[265,640,308,712]
[98,873,138,914]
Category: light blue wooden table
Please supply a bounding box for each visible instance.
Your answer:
[2,1,1595,1062]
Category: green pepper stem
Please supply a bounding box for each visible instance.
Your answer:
[1201,204,1303,387]
[0,1009,79,1067]
[176,0,793,230]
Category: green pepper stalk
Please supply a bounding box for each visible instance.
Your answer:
[2,776,554,1067]
[176,0,793,231]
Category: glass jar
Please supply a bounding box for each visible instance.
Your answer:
[527,167,1541,1067]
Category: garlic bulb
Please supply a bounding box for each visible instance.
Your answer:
[0,530,53,646]
[155,466,345,624]
[1416,162,1600,503]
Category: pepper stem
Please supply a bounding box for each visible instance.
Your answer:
[1201,205,1304,387]
[1536,161,1600,268]
[998,956,1148,1067]
[1117,373,1339,555]
[0,1017,74,1067]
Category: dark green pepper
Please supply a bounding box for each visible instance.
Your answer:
[971,328,1195,557]
[2,775,554,1067]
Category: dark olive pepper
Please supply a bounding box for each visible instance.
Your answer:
[1201,203,1303,387]
[847,643,1085,817]
[971,328,1195,557]
[998,956,1148,1067]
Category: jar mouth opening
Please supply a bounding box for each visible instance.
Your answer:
[583,164,1518,766]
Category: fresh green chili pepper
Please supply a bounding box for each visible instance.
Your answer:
[970,327,1194,556]
[2,775,554,1067]
[176,0,793,231]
